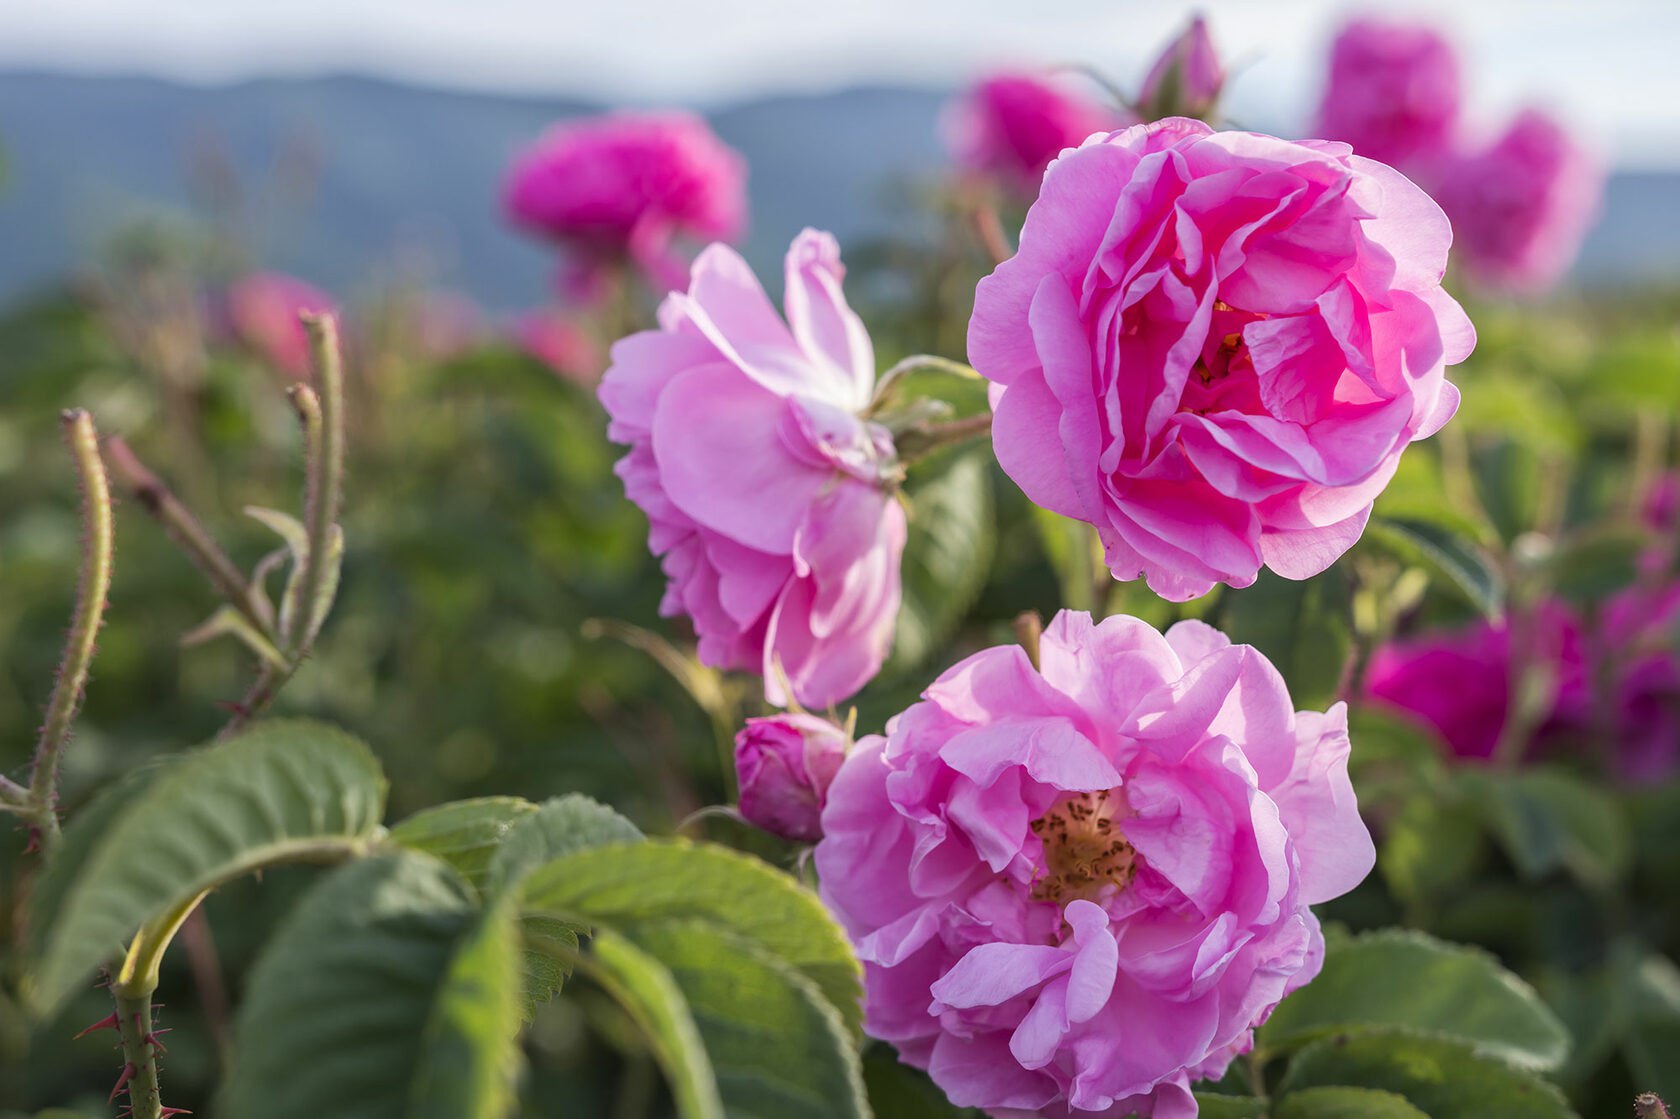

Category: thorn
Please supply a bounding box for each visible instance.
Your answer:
[73,1012,120,1039]
[159,1109,194,1118]
[23,826,41,855]
[108,1061,136,1104]
[214,699,247,716]
[141,1027,173,1053]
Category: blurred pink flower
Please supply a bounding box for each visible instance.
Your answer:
[223,272,337,380]
[969,118,1473,601]
[513,310,603,384]
[734,712,849,842]
[1137,15,1226,122]
[816,610,1372,1118]
[1314,17,1461,172]
[503,111,747,293]
[1364,601,1589,760]
[1598,584,1680,781]
[598,229,904,709]
[409,291,487,362]
[945,72,1121,197]
[1433,109,1603,296]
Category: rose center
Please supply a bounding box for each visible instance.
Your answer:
[1029,789,1141,903]
[1180,300,1265,416]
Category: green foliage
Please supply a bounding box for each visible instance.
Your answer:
[1194,1095,1270,1118]
[1221,568,1353,708]
[27,719,386,1013]
[1259,929,1570,1070]
[588,931,726,1119]
[1363,516,1505,619]
[219,853,519,1119]
[861,1044,979,1119]
[389,796,539,895]
[1276,1030,1578,1118]
[1458,768,1633,889]
[485,793,645,892]
[890,446,995,672]
[1272,1087,1429,1119]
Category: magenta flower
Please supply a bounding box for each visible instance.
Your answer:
[945,73,1122,197]
[735,713,850,842]
[1137,16,1226,122]
[222,272,337,381]
[1598,584,1680,781]
[1314,18,1461,172]
[1364,602,1589,760]
[599,229,904,709]
[503,111,747,292]
[816,611,1372,1117]
[969,118,1473,601]
[1433,109,1603,296]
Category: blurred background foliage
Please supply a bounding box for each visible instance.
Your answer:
[0,189,1678,1116]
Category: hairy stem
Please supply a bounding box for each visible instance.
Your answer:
[287,313,346,656]
[895,412,994,465]
[868,353,980,410]
[25,410,115,854]
[104,434,275,636]
[113,990,165,1119]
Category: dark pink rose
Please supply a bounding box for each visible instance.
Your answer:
[503,111,747,292]
[1433,109,1604,296]
[1364,601,1589,760]
[945,72,1122,197]
[970,118,1473,601]
[222,272,337,380]
[1598,584,1680,781]
[734,713,849,842]
[1314,17,1461,171]
[1137,16,1226,122]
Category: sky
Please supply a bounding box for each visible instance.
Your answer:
[4,0,1678,166]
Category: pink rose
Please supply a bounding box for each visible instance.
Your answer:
[816,611,1372,1117]
[513,309,604,385]
[1598,584,1680,781]
[945,73,1122,197]
[1137,16,1226,122]
[1433,109,1603,296]
[735,713,849,842]
[598,229,905,709]
[970,118,1473,601]
[1364,601,1589,760]
[1313,18,1461,172]
[503,111,747,292]
[222,272,337,381]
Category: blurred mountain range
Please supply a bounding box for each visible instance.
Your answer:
[0,70,1673,311]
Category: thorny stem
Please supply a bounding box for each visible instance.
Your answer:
[103,435,275,637]
[1636,1094,1674,1119]
[21,410,115,855]
[112,990,165,1119]
[894,412,995,465]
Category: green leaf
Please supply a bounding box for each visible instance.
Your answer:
[890,447,994,673]
[629,920,868,1119]
[1273,1087,1428,1118]
[518,914,579,1022]
[1259,929,1569,1070]
[1221,567,1352,709]
[391,796,539,895]
[1459,767,1633,887]
[1277,1030,1578,1119]
[220,852,522,1119]
[1363,517,1505,619]
[589,930,725,1119]
[27,719,386,1014]
[1195,1094,1269,1118]
[519,840,864,1036]
[1626,950,1680,1101]
[862,1042,979,1118]
[486,793,644,892]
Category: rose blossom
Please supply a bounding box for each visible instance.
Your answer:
[503,111,747,292]
[1597,583,1680,781]
[817,610,1372,1117]
[1313,18,1461,172]
[1364,601,1589,760]
[969,118,1473,601]
[945,73,1122,197]
[1433,109,1603,296]
[513,309,604,385]
[222,272,337,380]
[735,713,850,842]
[598,229,904,709]
[1136,16,1225,123]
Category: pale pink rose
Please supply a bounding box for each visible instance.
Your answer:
[599,229,905,709]
[816,611,1373,1117]
[735,713,850,842]
[945,73,1123,197]
[1314,18,1461,172]
[1137,16,1225,122]
[513,310,604,385]
[1433,109,1603,296]
[969,118,1473,601]
[223,272,337,381]
[503,111,747,292]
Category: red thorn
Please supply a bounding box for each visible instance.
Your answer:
[108,1061,136,1104]
[23,826,41,855]
[141,1028,172,1052]
[160,1109,194,1117]
[73,1012,120,1039]
[215,699,247,715]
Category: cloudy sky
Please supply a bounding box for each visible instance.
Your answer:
[5,0,1677,164]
